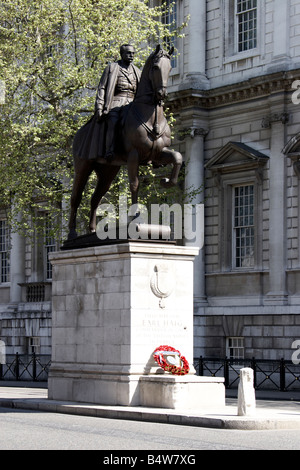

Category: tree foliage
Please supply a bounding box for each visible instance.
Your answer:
[0,0,187,238]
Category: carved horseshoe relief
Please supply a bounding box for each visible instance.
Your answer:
[150,263,175,308]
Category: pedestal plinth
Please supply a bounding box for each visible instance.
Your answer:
[48,241,225,409]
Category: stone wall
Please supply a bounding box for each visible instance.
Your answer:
[205,0,300,87]
[0,306,52,355]
[194,314,300,360]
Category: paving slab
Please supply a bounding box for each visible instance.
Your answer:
[0,386,300,430]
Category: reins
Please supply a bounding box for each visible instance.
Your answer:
[130,50,170,141]
[132,103,168,141]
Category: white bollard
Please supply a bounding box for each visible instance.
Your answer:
[0,340,5,365]
[237,367,256,416]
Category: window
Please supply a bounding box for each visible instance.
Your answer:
[236,0,257,52]
[223,0,261,61]
[27,336,40,354]
[161,0,178,68]
[233,185,255,268]
[26,283,45,302]
[226,337,244,359]
[205,142,268,273]
[0,220,10,283]
[44,215,56,280]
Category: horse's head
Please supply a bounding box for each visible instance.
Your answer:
[150,44,174,105]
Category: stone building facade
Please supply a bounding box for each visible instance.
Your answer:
[1,0,300,363]
[0,208,53,356]
[167,0,300,361]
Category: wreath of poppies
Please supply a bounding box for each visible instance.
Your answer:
[153,345,190,376]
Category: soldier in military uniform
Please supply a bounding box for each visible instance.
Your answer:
[95,44,141,160]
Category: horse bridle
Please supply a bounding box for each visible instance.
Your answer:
[151,50,171,106]
[132,47,172,140]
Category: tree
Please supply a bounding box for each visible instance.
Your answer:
[0,0,187,239]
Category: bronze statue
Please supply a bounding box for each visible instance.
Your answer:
[95,44,141,160]
[68,44,182,240]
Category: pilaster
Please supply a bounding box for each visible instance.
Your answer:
[9,217,25,303]
[264,108,289,305]
[183,127,209,311]
[268,0,292,72]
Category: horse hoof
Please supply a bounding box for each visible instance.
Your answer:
[67,230,78,240]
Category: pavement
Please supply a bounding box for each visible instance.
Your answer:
[1,382,300,430]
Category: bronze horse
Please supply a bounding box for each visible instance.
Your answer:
[68,45,182,240]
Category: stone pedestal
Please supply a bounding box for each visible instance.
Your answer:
[48,241,225,409]
[140,375,225,410]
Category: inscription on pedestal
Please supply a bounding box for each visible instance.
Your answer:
[139,312,186,340]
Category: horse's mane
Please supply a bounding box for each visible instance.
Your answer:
[141,47,171,76]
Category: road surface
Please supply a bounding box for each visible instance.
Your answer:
[0,406,300,451]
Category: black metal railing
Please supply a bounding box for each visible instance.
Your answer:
[0,353,51,382]
[1,354,300,391]
[194,356,300,391]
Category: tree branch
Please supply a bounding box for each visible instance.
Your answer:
[68,0,78,66]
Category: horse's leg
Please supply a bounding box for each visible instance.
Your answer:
[89,164,121,232]
[68,159,94,240]
[158,148,182,188]
[127,150,140,205]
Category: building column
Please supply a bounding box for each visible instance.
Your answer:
[264,111,289,305]
[268,0,291,72]
[183,0,209,89]
[10,218,25,303]
[184,127,208,312]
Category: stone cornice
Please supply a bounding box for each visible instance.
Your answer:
[167,69,300,112]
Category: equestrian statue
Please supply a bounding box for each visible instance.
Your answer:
[68,44,183,240]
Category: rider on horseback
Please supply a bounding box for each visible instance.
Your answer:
[95,44,141,160]
[69,45,182,240]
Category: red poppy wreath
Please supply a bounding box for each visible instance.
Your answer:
[153,345,190,376]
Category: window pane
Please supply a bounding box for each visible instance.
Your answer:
[162,0,177,67]
[227,337,245,359]
[0,220,10,283]
[27,336,40,354]
[44,215,56,280]
[233,185,255,268]
[236,0,257,52]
